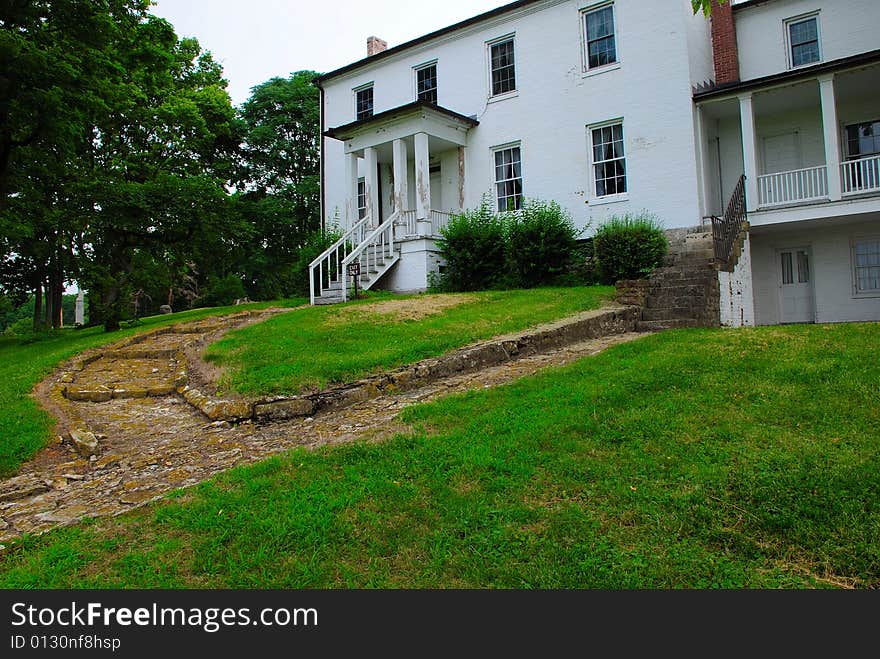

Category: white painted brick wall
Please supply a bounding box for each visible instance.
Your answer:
[719,232,755,327]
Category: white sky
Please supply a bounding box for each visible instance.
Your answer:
[150,0,506,106]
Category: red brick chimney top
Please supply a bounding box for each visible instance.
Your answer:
[710,1,740,85]
[367,36,388,57]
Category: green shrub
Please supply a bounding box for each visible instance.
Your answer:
[292,228,343,297]
[201,273,247,307]
[505,200,580,287]
[435,198,506,291]
[593,213,667,284]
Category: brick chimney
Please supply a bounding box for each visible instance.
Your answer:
[367,36,388,57]
[710,1,740,84]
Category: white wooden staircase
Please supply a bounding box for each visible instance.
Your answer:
[309,212,401,305]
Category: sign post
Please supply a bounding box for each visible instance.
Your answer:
[347,261,361,300]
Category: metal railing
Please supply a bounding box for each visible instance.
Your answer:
[841,154,880,195]
[308,215,370,305]
[340,211,398,302]
[757,165,828,207]
[711,174,748,269]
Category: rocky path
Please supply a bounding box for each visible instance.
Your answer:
[1,306,646,547]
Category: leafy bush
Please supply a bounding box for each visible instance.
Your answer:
[593,213,667,284]
[201,273,247,307]
[435,198,506,291]
[505,200,580,287]
[292,228,343,297]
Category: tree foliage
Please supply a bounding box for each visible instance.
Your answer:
[692,0,727,16]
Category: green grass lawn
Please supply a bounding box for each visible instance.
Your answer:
[2,322,878,588]
[0,300,304,476]
[204,286,614,396]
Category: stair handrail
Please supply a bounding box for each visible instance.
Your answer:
[309,215,371,305]
[711,174,748,270]
[340,211,399,302]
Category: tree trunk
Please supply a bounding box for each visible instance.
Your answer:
[51,273,63,329]
[32,283,43,331]
[43,280,52,329]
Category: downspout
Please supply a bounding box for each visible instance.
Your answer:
[318,81,326,234]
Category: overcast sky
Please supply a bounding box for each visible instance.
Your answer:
[150,0,506,106]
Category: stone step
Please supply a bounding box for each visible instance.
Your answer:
[636,318,706,332]
[641,307,709,321]
[644,293,709,308]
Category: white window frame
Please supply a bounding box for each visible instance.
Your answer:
[353,83,374,121]
[784,12,822,70]
[851,236,880,298]
[580,1,620,76]
[486,34,518,102]
[587,119,628,204]
[413,60,439,104]
[491,142,524,212]
[357,178,367,220]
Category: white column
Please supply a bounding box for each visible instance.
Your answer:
[694,105,710,221]
[818,74,842,201]
[414,133,431,232]
[364,147,379,225]
[392,138,409,213]
[345,152,359,228]
[738,93,759,212]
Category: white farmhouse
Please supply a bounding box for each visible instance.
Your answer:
[313,0,880,327]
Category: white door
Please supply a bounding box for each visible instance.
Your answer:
[762,132,802,174]
[777,247,814,323]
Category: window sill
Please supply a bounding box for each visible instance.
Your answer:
[788,60,822,71]
[852,292,880,299]
[488,90,519,104]
[588,194,629,206]
[582,62,621,79]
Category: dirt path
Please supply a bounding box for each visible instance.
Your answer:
[0,306,646,546]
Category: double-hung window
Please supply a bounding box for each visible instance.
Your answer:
[853,240,880,295]
[357,178,367,219]
[590,122,627,198]
[787,15,820,68]
[584,4,617,70]
[843,120,880,193]
[355,85,373,121]
[415,63,438,104]
[494,145,523,212]
[489,37,516,97]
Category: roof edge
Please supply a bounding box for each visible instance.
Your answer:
[694,48,880,101]
[325,101,479,140]
[315,0,542,85]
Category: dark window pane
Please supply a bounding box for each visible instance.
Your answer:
[789,18,819,66]
[781,252,794,285]
[417,65,438,104]
[490,40,516,95]
[586,6,616,69]
[356,87,373,120]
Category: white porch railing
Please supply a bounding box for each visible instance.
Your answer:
[308,215,371,305]
[396,209,418,238]
[340,211,398,302]
[841,155,880,195]
[757,165,828,208]
[431,210,451,235]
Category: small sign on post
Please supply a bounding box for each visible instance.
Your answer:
[347,260,361,300]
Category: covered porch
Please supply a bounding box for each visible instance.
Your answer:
[325,101,478,240]
[696,60,880,219]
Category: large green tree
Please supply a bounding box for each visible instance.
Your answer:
[232,71,321,300]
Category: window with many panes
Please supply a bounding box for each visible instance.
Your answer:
[853,240,880,294]
[357,178,367,219]
[489,38,516,97]
[787,15,820,68]
[494,145,522,211]
[590,122,626,197]
[415,63,438,104]
[355,85,373,121]
[584,4,617,70]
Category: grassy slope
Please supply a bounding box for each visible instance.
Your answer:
[205,287,614,396]
[0,300,305,476]
[1,322,877,588]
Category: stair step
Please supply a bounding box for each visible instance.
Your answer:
[641,307,708,321]
[636,319,707,332]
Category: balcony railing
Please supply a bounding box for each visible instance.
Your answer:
[396,209,418,238]
[841,155,880,195]
[431,210,451,235]
[757,165,828,208]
